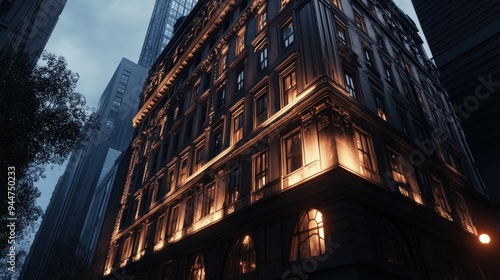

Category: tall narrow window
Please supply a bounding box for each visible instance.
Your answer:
[232,111,244,145]
[257,7,267,32]
[194,144,205,172]
[355,12,365,31]
[184,195,196,227]
[282,69,297,105]
[202,184,215,216]
[282,21,294,48]
[226,235,257,278]
[213,126,223,156]
[374,217,414,267]
[374,95,387,121]
[236,68,244,91]
[227,168,240,204]
[254,151,268,190]
[455,193,475,234]
[121,236,132,263]
[384,64,393,83]
[179,156,189,184]
[236,29,245,56]
[344,71,357,98]
[220,47,228,75]
[389,151,407,184]
[290,209,326,261]
[255,92,269,126]
[396,107,409,135]
[189,254,206,280]
[166,168,175,192]
[155,213,167,245]
[364,48,373,68]
[258,46,268,71]
[336,22,348,45]
[168,205,180,235]
[431,176,452,221]
[217,88,226,106]
[376,34,385,50]
[354,130,376,173]
[285,131,303,174]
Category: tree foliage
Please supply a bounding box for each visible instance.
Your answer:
[0,51,98,251]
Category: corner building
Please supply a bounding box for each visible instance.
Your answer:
[103,0,500,279]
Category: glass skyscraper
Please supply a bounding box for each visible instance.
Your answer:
[138,0,198,68]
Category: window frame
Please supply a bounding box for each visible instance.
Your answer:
[281,66,298,106]
[253,150,269,191]
[231,108,244,145]
[254,88,269,127]
[281,20,295,49]
[283,129,303,175]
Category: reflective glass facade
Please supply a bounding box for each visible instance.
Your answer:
[138,0,198,68]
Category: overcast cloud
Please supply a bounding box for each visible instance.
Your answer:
[34,0,431,215]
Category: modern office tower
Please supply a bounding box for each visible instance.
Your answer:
[103,0,500,279]
[21,58,147,280]
[0,0,67,57]
[138,0,198,68]
[411,1,500,208]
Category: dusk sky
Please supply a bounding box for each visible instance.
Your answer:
[34,0,432,213]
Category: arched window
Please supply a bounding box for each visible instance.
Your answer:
[226,235,256,278]
[290,209,326,261]
[189,254,205,280]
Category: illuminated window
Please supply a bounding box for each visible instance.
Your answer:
[430,176,452,220]
[220,47,228,74]
[166,167,175,192]
[282,21,294,48]
[226,235,257,278]
[254,151,268,190]
[232,111,244,145]
[354,130,376,172]
[455,193,475,234]
[290,209,326,261]
[179,155,189,184]
[168,205,180,235]
[255,92,268,126]
[105,244,118,271]
[194,144,205,172]
[202,184,215,216]
[236,68,244,91]
[284,131,303,174]
[258,46,268,71]
[155,213,167,244]
[374,95,387,121]
[134,223,150,257]
[227,168,240,204]
[236,29,245,56]
[189,254,206,280]
[343,71,357,98]
[257,6,267,32]
[121,236,132,263]
[355,12,365,31]
[389,151,407,184]
[282,68,297,105]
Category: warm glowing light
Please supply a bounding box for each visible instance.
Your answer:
[479,234,490,244]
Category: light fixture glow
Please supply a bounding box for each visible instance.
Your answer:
[479,234,490,244]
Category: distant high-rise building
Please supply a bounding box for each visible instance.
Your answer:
[101,0,499,279]
[411,0,500,208]
[0,0,67,58]
[21,58,147,280]
[138,0,198,68]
